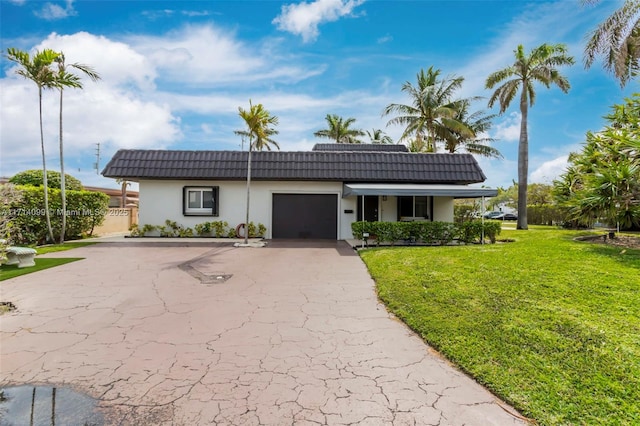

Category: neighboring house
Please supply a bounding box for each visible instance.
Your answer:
[84,186,139,208]
[101,144,497,240]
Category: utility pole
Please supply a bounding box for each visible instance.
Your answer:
[93,143,100,174]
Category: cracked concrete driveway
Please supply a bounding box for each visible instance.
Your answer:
[1,240,527,425]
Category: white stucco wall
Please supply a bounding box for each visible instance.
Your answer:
[432,197,454,222]
[139,180,351,239]
[138,180,458,239]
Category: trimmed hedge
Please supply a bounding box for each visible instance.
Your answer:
[5,185,109,245]
[351,220,501,245]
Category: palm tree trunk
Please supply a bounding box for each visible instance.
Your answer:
[59,87,66,243]
[39,86,55,243]
[244,142,252,244]
[517,88,529,230]
[121,181,127,208]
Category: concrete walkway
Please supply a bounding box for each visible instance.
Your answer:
[1,239,527,425]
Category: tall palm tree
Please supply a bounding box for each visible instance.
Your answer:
[366,128,393,144]
[443,99,503,159]
[235,101,279,244]
[583,0,640,87]
[314,114,364,143]
[383,66,474,152]
[7,48,59,243]
[54,53,101,243]
[486,43,574,229]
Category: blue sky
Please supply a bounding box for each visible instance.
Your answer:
[0,0,636,190]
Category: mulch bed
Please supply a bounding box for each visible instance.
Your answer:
[585,235,640,250]
[601,235,640,249]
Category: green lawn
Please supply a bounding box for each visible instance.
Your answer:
[0,241,94,281]
[360,227,640,425]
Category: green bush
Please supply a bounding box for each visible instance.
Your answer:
[9,169,83,190]
[351,220,501,245]
[132,220,267,238]
[160,220,193,237]
[7,185,109,245]
[194,220,230,237]
[527,204,565,226]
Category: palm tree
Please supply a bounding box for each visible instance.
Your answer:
[366,128,393,144]
[486,43,574,229]
[116,178,130,208]
[235,101,279,244]
[54,53,101,243]
[583,0,640,87]
[314,114,364,143]
[443,99,503,158]
[383,66,474,152]
[406,138,429,153]
[7,48,59,243]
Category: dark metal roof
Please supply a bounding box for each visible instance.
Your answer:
[102,150,487,184]
[312,143,408,152]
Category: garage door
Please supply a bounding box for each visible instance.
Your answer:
[272,193,337,239]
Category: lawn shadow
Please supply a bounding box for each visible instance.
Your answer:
[578,240,640,270]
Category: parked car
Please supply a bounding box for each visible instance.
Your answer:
[493,213,518,221]
[482,211,503,219]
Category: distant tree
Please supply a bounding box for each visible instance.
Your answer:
[406,138,429,153]
[383,66,473,152]
[54,52,101,243]
[527,183,554,206]
[486,43,574,229]
[366,128,393,144]
[7,47,60,243]
[235,101,279,244]
[487,183,519,211]
[443,99,502,158]
[314,114,364,143]
[583,0,640,87]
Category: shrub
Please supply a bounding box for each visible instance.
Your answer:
[7,185,109,245]
[245,222,267,238]
[527,204,565,226]
[9,169,83,190]
[351,220,501,246]
[0,184,24,246]
[160,220,193,237]
[194,221,230,237]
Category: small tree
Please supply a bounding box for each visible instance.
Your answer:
[553,94,640,229]
[7,48,60,243]
[54,52,101,243]
[235,101,279,244]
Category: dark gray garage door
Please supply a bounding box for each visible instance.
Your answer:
[272,193,337,239]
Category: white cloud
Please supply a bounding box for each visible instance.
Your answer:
[475,157,518,189]
[492,112,521,142]
[530,156,569,184]
[0,32,180,186]
[377,34,392,44]
[35,0,76,20]
[273,0,365,43]
[34,32,157,91]
[129,24,321,86]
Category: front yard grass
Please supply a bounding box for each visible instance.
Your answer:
[0,241,94,281]
[360,227,640,425]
